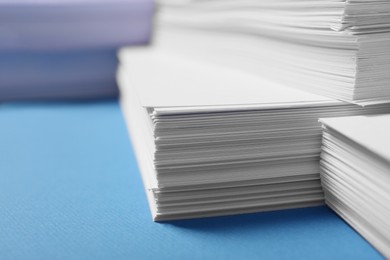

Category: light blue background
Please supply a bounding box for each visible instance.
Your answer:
[0,100,383,260]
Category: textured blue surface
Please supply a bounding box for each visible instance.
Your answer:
[0,100,383,260]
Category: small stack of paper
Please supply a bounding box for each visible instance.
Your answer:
[0,0,153,101]
[320,115,390,258]
[157,0,390,105]
[119,47,390,221]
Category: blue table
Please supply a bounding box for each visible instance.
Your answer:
[0,100,383,260]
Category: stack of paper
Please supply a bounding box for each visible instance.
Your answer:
[156,0,390,105]
[0,0,153,100]
[119,47,390,221]
[320,115,390,258]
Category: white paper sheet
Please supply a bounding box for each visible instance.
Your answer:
[119,47,338,109]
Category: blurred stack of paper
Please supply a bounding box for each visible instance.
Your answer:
[320,115,390,258]
[0,0,153,101]
[0,0,153,51]
[0,50,119,100]
[157,0,390,105]
[119,47,390,221]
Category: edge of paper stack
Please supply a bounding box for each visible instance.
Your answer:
[320,115,390,258]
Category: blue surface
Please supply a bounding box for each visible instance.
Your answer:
[0,100,383,260]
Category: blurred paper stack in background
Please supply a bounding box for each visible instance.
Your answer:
[0,0,154,100]
[157,0,390,105]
